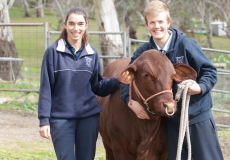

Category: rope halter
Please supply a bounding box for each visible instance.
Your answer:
[129,80,173,115]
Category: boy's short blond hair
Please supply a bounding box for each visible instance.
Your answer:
[144,0,171,23]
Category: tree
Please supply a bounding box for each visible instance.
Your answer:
[13,0,31,17]
[0,0,22,81]
[37,0,44,18]
[204,2,214,48]
[53,0,66,30]
[114,0,148,40]
[22,0,31,17]
[49,0,94,30]
[192,0,206,29]
[190,0,214,48]
[206,0,230,38]
[167,0,194,33]
[93,0,123,68]
[7,0,14,9]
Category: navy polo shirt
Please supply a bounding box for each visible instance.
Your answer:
[65,39,84,60]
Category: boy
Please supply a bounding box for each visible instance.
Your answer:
[120,0,224,159]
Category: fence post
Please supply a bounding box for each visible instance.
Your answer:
[44,22,48,50]
[122,32,127,57]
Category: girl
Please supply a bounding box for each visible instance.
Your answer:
[38,6,119,160]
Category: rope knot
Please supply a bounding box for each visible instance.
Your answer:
[175,80,193,101]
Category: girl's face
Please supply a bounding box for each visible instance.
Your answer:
[145,12,171,42]
[64,13,88,44]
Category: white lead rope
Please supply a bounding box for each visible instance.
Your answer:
[175,80,193,160]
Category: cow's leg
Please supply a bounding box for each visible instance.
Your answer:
[99,91,137,160]
[110,140,136,160]
[102,141,115,160]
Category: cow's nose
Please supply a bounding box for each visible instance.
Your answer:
[164,102,175,113]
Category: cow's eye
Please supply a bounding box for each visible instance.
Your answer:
[143,73,148,78]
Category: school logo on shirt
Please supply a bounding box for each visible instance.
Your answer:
[85,57,92,67]
[176,56,184,63]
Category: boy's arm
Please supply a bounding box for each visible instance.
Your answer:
[119,83,130,104]
[185,39,217,95]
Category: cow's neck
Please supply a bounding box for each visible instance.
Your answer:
[132,116,167,159]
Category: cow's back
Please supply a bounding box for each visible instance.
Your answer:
[102,57,130,78]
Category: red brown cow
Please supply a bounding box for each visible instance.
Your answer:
[98,49,197,160]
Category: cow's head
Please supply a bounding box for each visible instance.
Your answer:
[118,49,197,117]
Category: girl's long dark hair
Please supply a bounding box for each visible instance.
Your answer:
[57,6,89,46]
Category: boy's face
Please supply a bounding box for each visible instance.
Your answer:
[145,12,171,42]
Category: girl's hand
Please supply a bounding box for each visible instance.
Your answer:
[39,125,51,140]
[128,100,150,119]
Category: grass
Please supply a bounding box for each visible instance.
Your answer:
[0,143,105,160]
[218,129,230,137]
[2,100,37,112]
[9,7,59,28]
[0,140,56,160]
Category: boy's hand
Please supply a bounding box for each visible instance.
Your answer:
[187,80,202,95]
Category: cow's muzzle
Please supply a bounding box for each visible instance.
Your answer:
[164,102,175,116]
[131,80,173,115]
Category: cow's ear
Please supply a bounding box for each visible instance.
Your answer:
[118,64,137,84]
[173,63,197,82]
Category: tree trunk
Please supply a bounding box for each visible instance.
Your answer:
[0,0,21,81]
[125,13,137,45]
[54,0,65,30]
[223,0,230,38]
[37,0,44,18]
[7,0,15,9]
[22,0,31,17]
[93,0,123,69]
[206,4,214,49]
[192,0,206,29]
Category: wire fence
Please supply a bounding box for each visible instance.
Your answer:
[0,23,48,87]
[0,24,126,88]
[0,23,230,128]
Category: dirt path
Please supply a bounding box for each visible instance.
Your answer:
[0,109,104,159]
[0,109,229,159]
